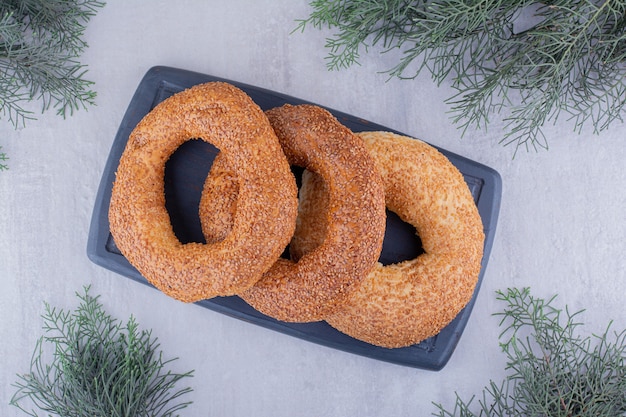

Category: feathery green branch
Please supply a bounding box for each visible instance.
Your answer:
[0,0,104,170]
[297,1,626,154]
[433,287,626,416]
[11,286,194,417]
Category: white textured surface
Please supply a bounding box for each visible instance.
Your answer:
[1,2,624,416]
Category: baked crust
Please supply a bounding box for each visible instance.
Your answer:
[109,82,298,302]
[314,132,485,347]
[200,105,386,322]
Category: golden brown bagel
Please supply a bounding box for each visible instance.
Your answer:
[294,131,485,348]
[109,82,298,303]
[199,104,386,322]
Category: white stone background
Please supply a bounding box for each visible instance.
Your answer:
[0,1,624,416]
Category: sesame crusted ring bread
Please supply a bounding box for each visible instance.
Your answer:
[293,131,485,348]
[109,82,298,303]
[199,104,386,322]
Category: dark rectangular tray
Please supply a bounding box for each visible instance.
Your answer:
[87,66,502,370]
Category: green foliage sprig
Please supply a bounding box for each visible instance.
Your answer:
[0,0,104,170]
[10,286,194,417]
[0,145,7,170]
[297,1,626,153]
[0,0,104,125]
[433,287,626,416]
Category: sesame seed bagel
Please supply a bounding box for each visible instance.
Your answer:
[109,82,298,303]
[295,131,485,348]
[200,105,386,322]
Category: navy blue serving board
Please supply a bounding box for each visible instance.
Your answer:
[87,66,502,370]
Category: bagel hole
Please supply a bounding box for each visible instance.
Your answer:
[379,210,424,266]
[281,166,306,260]
[164,138,219,244]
